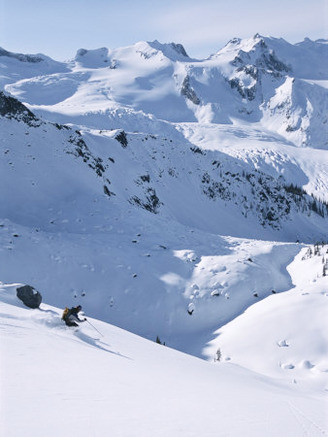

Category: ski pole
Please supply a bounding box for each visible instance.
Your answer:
[86,319,104,337]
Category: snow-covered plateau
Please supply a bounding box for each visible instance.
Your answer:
[0,34,327,436]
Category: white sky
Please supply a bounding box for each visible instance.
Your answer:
[1,0,327,60]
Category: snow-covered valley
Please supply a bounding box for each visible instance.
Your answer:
[1,34,327,435]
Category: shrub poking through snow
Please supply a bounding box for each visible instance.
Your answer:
[215,348,222,362]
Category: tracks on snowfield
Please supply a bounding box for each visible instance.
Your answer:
[288,402,328,436]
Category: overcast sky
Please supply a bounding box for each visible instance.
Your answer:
[1,0,327,60]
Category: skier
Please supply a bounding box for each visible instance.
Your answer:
[62,305,87,327]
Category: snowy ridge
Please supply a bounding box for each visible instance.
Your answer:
[0,46,69,89]
[2,35,328,147]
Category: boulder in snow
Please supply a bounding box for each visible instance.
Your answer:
[16,285,42,308]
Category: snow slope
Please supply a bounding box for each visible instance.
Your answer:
[1,283,327,437]
[204,245,328,391]
[0,36,328,431]
[0,91,327,357]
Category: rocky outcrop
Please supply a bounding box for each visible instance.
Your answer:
[181,76,200,105]
[0,47,43,63]
[0,91,40,125]
[16,285,42,308]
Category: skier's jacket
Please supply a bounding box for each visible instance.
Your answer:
[62,306,85,326]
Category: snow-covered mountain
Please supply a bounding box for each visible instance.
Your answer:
[1,36,328,432]
[2,35,328,148]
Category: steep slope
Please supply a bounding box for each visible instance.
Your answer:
[1,91,327,238]
[179,121,328,203]
[1,92,327,356]
[1,284,327,437]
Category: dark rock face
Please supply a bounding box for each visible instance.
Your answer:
[170,43,189,57]
[16,285,42,308]
[0,91,39,124]
[181,76,200,105]
[115,130,128,148]
[0,47,43,63]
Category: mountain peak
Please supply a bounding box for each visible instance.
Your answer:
[296,37,328,48]
[147,40,190,60]
[74,47,111,67]
[228,37,242,45]
[0,46,48,63]
[218,34,268,56]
